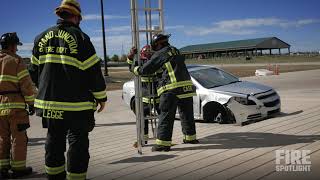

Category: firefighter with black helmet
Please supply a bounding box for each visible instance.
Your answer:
[0,32,36,179]
[29,0,107,179]
[127,45,159,145]
[133,34,199,152]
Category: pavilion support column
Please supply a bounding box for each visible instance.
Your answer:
[269,49,272,55]
[279,48,281,55]
[288,47,291,55]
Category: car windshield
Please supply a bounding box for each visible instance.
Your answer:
[190,68,240,89]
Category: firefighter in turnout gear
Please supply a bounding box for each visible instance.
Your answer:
[29,0,107,179]
[127,45,159,145]
[133,34,199,152]
[0,32,36,179]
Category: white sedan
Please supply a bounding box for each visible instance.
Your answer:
[122,65,281,125]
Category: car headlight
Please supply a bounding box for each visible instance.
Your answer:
[233,96,256,105]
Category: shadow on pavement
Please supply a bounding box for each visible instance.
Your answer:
[95,122,136,127]
[28,138,46,146]
[110,154,178,164]
[278,110,304,117]
[172,132,320,151]
[22,172,47,179]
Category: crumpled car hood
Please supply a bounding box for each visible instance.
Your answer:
[211,81,272,95]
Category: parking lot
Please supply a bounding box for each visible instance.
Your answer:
[25,69,320,180]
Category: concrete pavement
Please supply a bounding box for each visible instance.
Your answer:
[21,69,320,180]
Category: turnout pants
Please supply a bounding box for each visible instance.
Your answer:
[43,111,94,180]
[0,109,29,171]
[156,92,196,146]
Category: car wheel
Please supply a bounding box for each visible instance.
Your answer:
[130,98,136,114]
[203,102,228,124]
[214,112,224,123]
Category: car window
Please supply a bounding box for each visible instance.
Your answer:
[190,68,239,89]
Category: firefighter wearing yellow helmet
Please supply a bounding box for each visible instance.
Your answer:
[29,0,107,179]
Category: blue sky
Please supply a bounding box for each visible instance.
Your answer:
[1,0,320,58]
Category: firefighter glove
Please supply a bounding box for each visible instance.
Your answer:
[127,47,137,60]
[133,66,140,76]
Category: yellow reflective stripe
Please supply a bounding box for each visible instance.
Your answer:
[156,139,172,146]
[39,54,100,70]
[127,58,133,64]
[144,134,149,140]
[184,134,197,141]
[0,159,10,167]
[31,55,39,65]
[17,69,29,80]
[39,54,82,69]
[67,172,87,180]
[24,95,35,102]
[142,97,160,104]
[0,103,25,110]
[0,75,19,83]
[133,66,139,75]
[177,92,196,99]
[164,62,177,84]
[82,54,100,70]
[141,76,154,82]
[11,160,26,168]
[34,99,95,111]
[157,80,194,96]
[45,164,65,175]
[92,90,107,99]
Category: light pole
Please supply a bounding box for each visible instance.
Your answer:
[100,0,109,76]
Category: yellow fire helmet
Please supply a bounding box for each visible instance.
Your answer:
[55,0,82,18]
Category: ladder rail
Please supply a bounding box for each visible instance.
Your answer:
[130,0,144,155]
[130,0,165,155]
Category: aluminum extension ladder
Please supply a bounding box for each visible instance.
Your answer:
[130,0,164,154]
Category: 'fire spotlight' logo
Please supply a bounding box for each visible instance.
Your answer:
[275,150,311,172]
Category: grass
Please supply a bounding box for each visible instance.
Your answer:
[185,55,320,65]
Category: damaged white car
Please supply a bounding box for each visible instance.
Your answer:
[122,65,281,125]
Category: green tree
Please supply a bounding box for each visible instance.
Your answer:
[120,54,127,62]
[111,54,119,62]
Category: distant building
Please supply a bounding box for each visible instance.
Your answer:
[180,37,291,59]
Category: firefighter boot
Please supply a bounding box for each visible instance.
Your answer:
[183,139,200,144]
[151,145,170,152]
[0,168,10,179]
[10,166,33,178]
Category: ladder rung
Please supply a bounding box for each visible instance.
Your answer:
[138,8,161,11]
[139,29,162,33]
[144,116,158,120]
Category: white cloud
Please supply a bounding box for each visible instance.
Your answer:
[95,26,131,34]
[91,34,150,56]
[91,35,132,55]
[185,18,320,36]
[19,43,34,51]
[165,25,185,30]
[83,14,130,21]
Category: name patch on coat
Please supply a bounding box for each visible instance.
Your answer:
[42,109,64,119]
